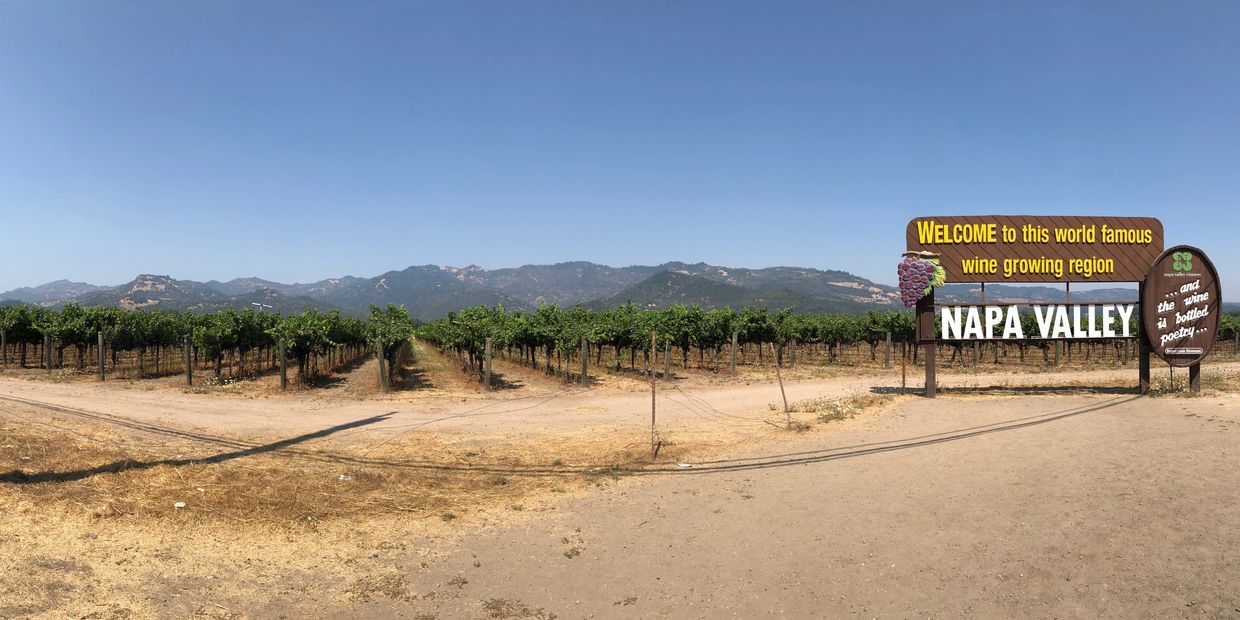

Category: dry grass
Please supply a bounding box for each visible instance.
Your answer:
[789,392,893,424]
[0,413,662,617]
[0,417,651,530]
[1146,367,1240,397]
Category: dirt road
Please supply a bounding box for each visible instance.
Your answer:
[3,365,1240,618]
[340,393,1240,619]
[2,361,1226,445]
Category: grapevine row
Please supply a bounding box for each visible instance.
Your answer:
[417,303,1240,382]
[0,303,415,384]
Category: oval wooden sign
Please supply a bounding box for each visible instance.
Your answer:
[1141,245,1222,367]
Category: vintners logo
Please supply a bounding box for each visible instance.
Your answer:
[1172,251,1193,272]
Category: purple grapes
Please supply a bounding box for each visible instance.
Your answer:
[897,257,935,307]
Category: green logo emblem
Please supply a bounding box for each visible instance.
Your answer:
[1172,251,1193,272]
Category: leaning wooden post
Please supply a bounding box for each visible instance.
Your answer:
[884,332,892,369]
[649,331,657,459]
[484,336,493,389]
[730,331,738,375]
[770,342,790,428]
[183,335,192,386]
[376,337,389,391]
[97,331,105,381]
[580,336,588,386]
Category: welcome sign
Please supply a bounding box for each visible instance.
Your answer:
[906,215,1164,283]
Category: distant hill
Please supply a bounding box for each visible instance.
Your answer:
[70,275,336,314]
[310,265,529,318]
[587,270,883,313]
[483,261,660,305]
[4,261,1232,320]
[0,279,109,306]
[203,275,365,299]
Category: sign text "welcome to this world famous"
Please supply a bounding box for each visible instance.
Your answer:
[906,216,1163,283]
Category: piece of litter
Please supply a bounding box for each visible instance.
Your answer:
[675,462,694,469]
[174,501,187,510]
[195,487,205,493]
[338,474,353,482]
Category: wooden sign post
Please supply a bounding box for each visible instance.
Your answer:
[1141,246,1221,393]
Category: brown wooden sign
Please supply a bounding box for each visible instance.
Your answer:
[906,215,1163,283]
[1141,245,1221,367]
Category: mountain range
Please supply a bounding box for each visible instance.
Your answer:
[2,262,1234,319]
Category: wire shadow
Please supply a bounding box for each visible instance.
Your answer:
[662,395,1139,475]
[0,413,393,485]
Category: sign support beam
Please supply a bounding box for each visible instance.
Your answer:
[917,289,936,398]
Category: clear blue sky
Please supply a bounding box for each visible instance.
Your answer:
[2,1,1237,296]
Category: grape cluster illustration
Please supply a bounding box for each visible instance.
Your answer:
[898,256,947,307]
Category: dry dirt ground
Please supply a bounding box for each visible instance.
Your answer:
[1,356,1239,618]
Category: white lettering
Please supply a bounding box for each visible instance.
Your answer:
[1003,306,1023,339]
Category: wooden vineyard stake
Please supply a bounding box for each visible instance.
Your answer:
[884,332,892,369]
[484,337,493,389]
[580,336,588,386]
[901,343,907,395]
[278,339,287,391]
[650,331,657,459]
[730,331,738,375]
[97,331,104,381]
[770,342,790,429]
[184,335,192,387]
[376,337,389,391]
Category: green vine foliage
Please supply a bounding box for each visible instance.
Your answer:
[416,303,917,367]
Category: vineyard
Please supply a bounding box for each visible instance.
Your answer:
[3,301,1239,389]
[0,303,414,386]
[416,302,1240,383]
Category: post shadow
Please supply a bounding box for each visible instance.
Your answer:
[1,413,394,485]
